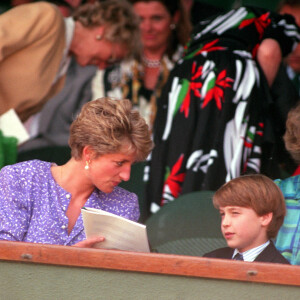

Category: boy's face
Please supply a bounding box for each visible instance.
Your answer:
[219,206,270,253]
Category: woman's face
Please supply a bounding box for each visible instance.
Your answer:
[71,26,127,69]
[86,151,136,194]
[133,1,174,53]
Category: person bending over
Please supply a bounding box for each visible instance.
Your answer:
[0,0,140,122]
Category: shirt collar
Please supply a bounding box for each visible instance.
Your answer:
[53,17,75,84]
[232,240,270,262]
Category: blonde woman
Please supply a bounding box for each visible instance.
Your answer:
[0,98,153,247]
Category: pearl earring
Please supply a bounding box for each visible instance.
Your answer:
[170,23,176,30]
[96,34,102,41]
[85,161,90,170]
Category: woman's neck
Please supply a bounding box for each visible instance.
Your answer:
[52,158,94,200]
[143,67,161,90]
[143,46,167,61]
[141,48,164,89]
[51,158,95,235]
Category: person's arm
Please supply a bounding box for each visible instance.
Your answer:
[256,38,282,87]
[0,166,30,241]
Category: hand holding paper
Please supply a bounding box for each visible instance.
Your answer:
[81,207,150,253]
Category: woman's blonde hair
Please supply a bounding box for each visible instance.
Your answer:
[213,174,286,239]
[69,97,153,161]
[73,0,141,58]
[284,101,300,164]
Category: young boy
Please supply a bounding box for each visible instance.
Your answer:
[203,174,290,264]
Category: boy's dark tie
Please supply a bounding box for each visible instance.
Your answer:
[233,253,244,261]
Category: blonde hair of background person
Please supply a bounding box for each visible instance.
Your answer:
[283,101,300,164]
[73,0,142,61]
[273,100,300,265]
[0,97,153,248]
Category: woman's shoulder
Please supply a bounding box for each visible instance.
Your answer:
[93,186,139,221]
[1,160,51,176]
[93,186,137,201]
[9,1,62,26]
[0,160,53,193]
[111,186,138,199]
[274,175,300,199]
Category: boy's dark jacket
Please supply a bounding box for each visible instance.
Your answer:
[203,241,290,264]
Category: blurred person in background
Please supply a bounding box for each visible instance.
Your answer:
[92,0,192,130]
[274,101,300,265]
[271,0,300,177]
[145,5,300,214]
[278,0,300,97]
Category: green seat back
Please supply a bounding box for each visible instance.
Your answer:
[119,161,149,223]
[146,191,227,256]
[17,146,71,165]
[0,130,18,169]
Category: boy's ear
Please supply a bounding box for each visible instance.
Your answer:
[261,212,273,227]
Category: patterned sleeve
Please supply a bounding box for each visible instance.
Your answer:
[100,186,141,222]
[264,10,300,57]
[0,165,30,241]
[186,6,300,58]
[274,178,282,187]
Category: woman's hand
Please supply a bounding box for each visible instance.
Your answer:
[73,236,105,248]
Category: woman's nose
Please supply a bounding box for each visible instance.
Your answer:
[140,19,152,32]
[120,165,131,182]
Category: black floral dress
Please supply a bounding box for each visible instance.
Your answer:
[146,6,300,212]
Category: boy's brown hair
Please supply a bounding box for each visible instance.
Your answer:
[213,174,286,239]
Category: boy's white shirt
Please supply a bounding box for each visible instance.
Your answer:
[232,240,270,262]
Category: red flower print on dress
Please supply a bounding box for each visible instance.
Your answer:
[185,39,226,60]
[239,12,271,39]
[180,62,203,118]
[161,154,186,205]
[195,39,226,55]
[243,122,264,148]
[202,69,233,110]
